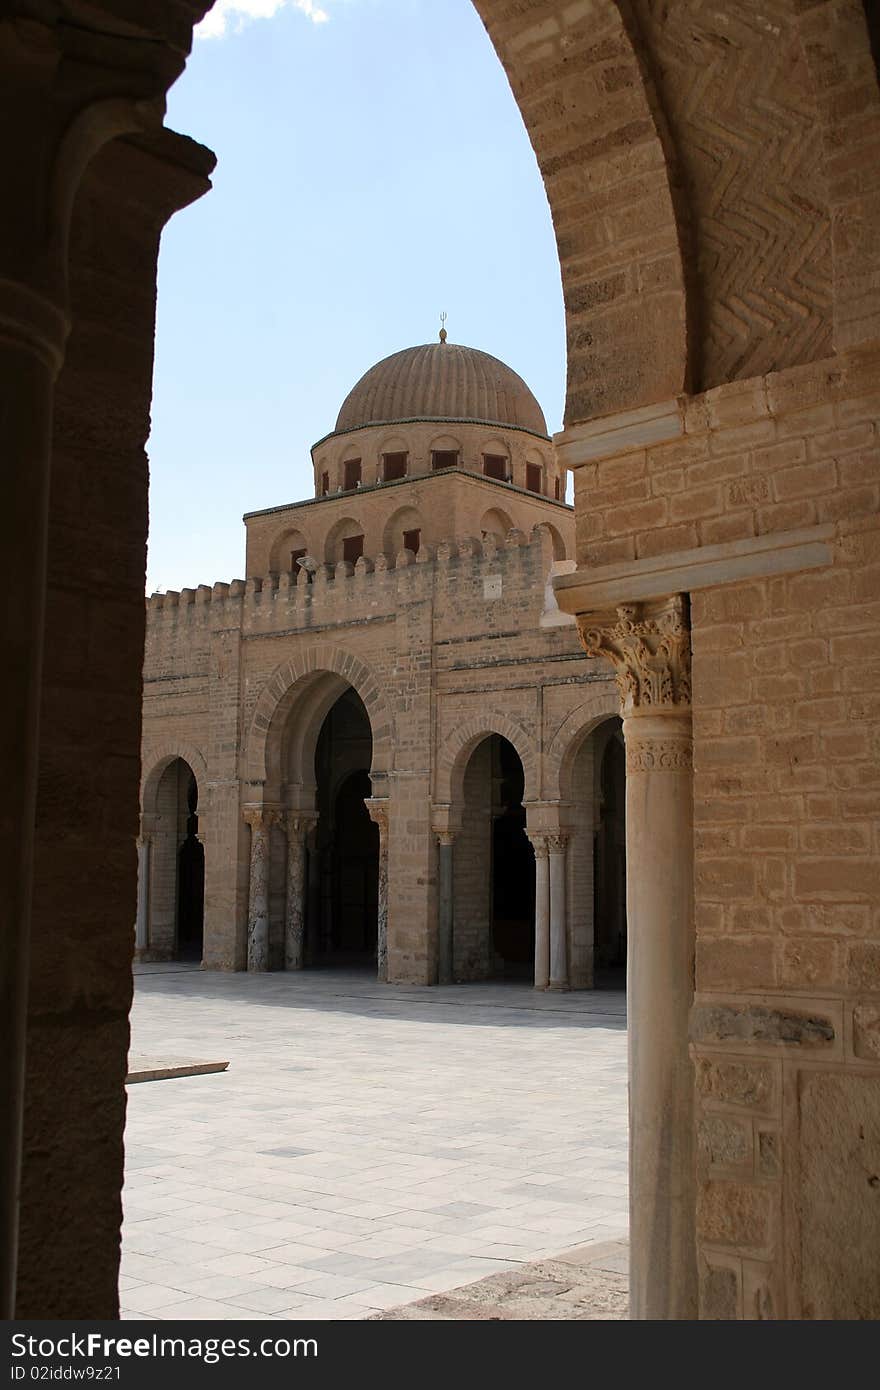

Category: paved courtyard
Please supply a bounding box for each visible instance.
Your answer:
[121,965,628,1320]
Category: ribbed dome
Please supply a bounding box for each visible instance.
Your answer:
[334,342,548,437]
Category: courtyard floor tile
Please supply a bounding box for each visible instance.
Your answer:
[121,965,627,1320]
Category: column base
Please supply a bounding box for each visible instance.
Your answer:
[547,981,570,992]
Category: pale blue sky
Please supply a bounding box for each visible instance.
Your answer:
[147,0,566,592]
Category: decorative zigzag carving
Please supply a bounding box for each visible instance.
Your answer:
[634,0,833,387]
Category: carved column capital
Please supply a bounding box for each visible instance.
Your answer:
[527,833,549,859]
[435,830,456,849]
[365,799,389,836]
[285,812,317,839]
[243,806,280,833]
[546,832,570,855]
[577,594,691,716]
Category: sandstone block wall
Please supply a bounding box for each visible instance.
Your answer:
[243,467,573,577]
[142,525,619,984]
[567,345,880,1317]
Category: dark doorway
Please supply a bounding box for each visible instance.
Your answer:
[594,731,626,982]
[309,688,378,968]
[176,768,204,961]
[491,736,535,977]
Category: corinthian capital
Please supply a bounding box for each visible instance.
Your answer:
[577,594,691,714]
[365,799,389,836]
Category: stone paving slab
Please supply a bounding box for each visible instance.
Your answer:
[121,966,628,1320]
[371,1239,630,1319]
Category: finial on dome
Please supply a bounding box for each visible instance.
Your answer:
[439,310,448,344]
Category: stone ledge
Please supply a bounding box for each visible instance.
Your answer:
[553,524,834,614]
[554,399,683,467]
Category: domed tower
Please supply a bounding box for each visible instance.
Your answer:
[243,332,572,577]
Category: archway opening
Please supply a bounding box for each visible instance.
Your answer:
[594,728,627,985]
[308,687,378,969]
[145,757,204,962]
[454,734,534,982]
[566,716,626,990]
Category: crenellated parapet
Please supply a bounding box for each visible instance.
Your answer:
[145,523,561,637]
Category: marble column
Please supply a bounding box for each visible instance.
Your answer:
[135,835,151,955]
[244,809,275,972]
[436,831,455,985]
[284,814,315,971]
[366,800,389,982]
[547,833,569,991]
[578,594,696,1320]
[529,835,550,990]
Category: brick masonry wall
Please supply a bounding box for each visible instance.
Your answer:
[243,467,573,578]
[571,344,880,1317]
[142,526,618,985]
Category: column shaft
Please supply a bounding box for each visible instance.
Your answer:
[573,592,696,1319]
[532,839,550,990]
[548,836,569,991]
[284,817,311,971]
[624,710,696,1319]
[246,813,272,972]
[135,837,151,954]
[376,827,389,983]
[437,835,454,984]
[366,801,389,983]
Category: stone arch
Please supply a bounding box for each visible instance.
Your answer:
[141,742,208,815]
[268,526,308,574]
[323,514,365,563]
[541,521,567,562]
[246,643,395,802]
[479,506,515,540]
[544,688,622,802]
[436,714,538,806]
[382,503,425,555]
[472,0,689,423]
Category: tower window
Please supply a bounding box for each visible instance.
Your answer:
[554,477,561,501]
[432,450,458,470]
[483,454,508,482]
[383,451,407,481]
[343,458,362,491]
[321,471,330,496]
[403,528,421,555]
[526,463,542,494]
[342,534,365,565]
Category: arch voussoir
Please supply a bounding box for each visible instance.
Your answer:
[245,642,396,795]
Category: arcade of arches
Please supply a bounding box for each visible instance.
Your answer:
[2,0,880,1325]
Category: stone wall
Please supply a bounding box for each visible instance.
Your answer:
[142,525,618,984]
[243,467,573,577]
[557,341,880,1317]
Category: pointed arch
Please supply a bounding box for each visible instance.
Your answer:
[245,643,395,800]
[544,688,622,802]
[436,714,539,806]
[141,742,208,814]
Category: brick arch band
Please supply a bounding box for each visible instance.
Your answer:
[436,715,539,806]
[543,688,622,803]
[246,644,396,798]
[141,742,209,814]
